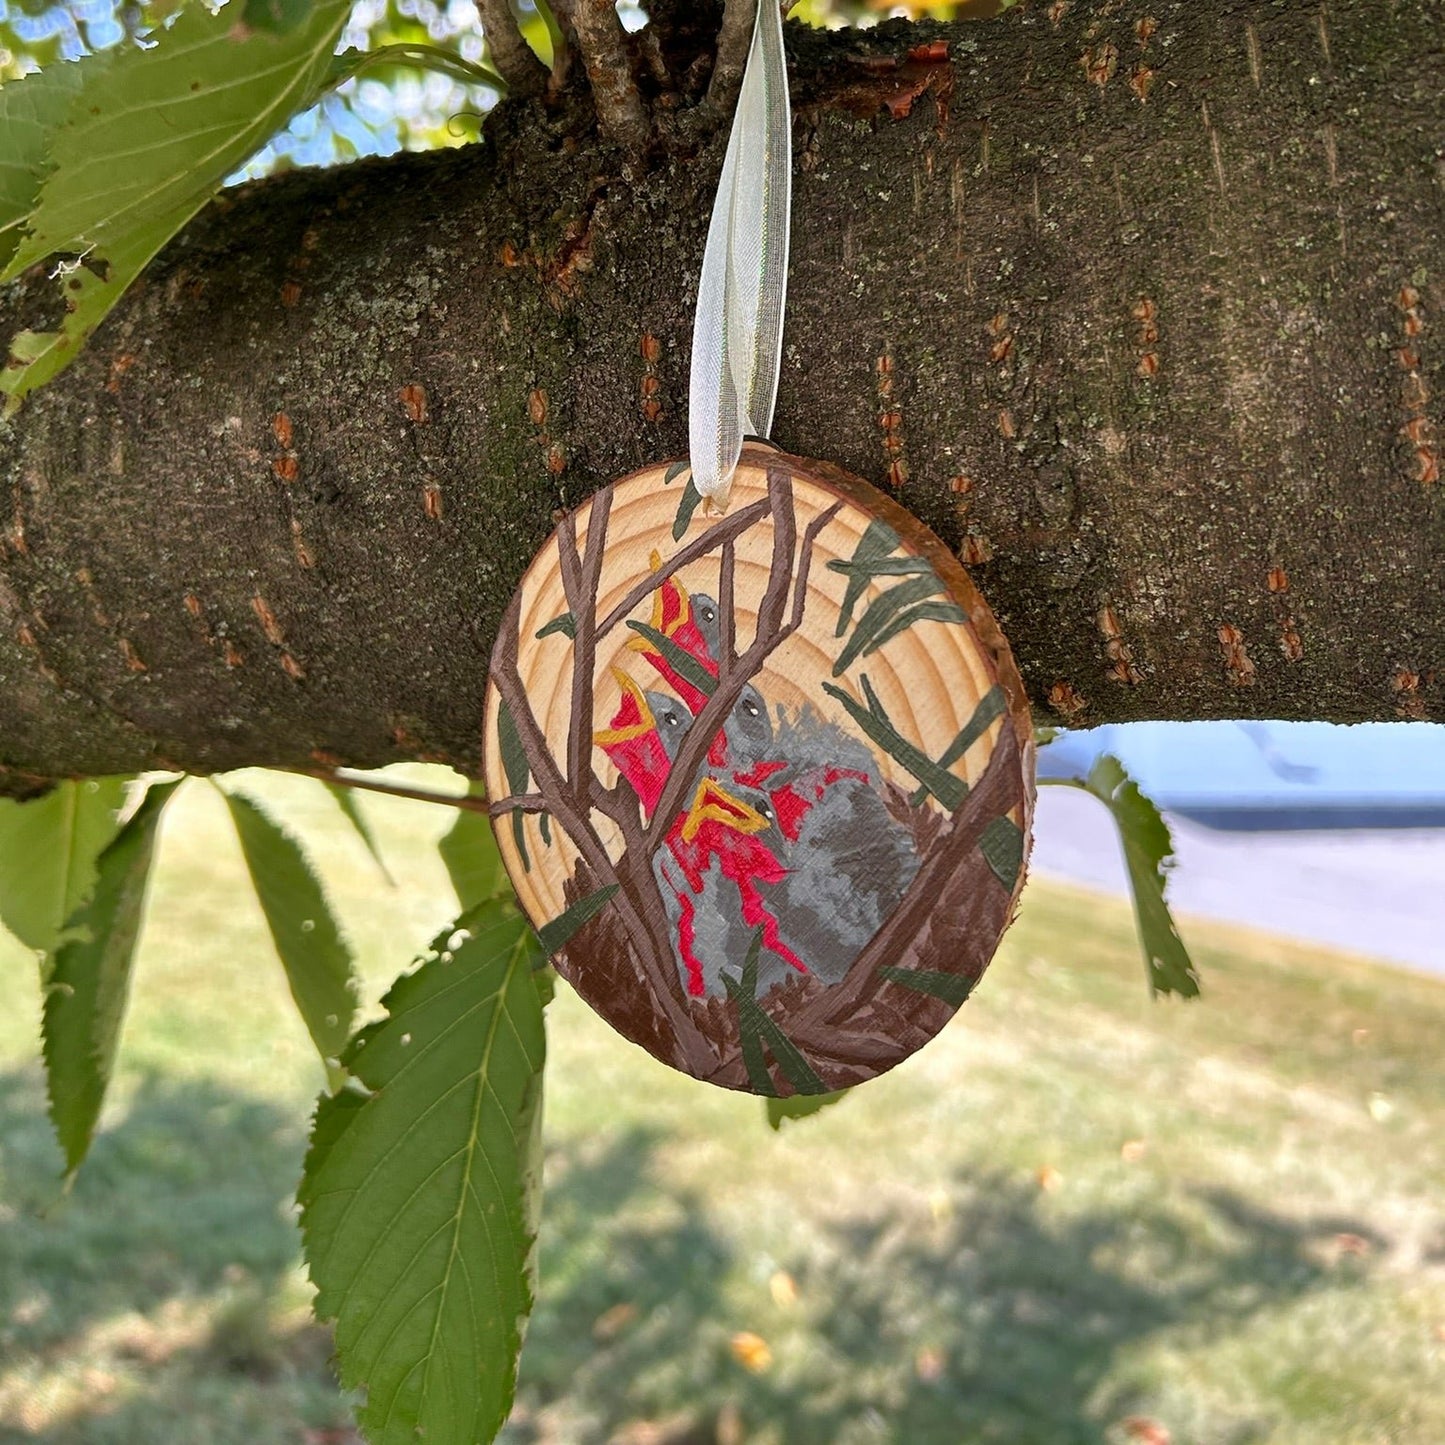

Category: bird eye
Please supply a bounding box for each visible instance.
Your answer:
[744,700,758,716]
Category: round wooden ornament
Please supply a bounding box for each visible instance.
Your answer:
[484,443,1035,1095]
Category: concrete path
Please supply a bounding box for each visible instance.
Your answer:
[1029,786,1445,977]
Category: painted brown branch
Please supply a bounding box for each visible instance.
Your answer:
[790,721,1026,1037]
[596,496,772,638]
[473,0,548,97]
[719,537,737,664]
[492,586,717,1071]
[644,471,806,857]
[570,0,651,149]
[789,500,844,632]
[488,792,549,816]
[557,485,610,806]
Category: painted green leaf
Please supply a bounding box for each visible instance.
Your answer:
[0,776,129,961]
[878,965,980,1007]
[832,573,945,676]
[300,900,548,1445]
[980,816,1025,893]
[823,677,966,811]
[439,786,507,911]
[535,612,577,641]
[766,1089,850,1131]
[864,598,969,659]
[497,700,532,872]
[537,885,619,955]
[911,685,1007,806]
[725,932,827,1097]
[42,779,180,1178]
[322,782,394,885]
[1072,756,1201,999]
[1,1,352,410]
[830,519,903,636]
[672,478,704,540]
[664,460,691,485]
[223,790,360,1072]
[626,620,718,701]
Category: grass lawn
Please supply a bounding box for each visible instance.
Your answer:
[0,770,1441,1445]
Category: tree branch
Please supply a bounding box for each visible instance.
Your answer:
[2,1,1440,791]
[705,0,758,117]
[570,0,651,148]
[474,0,548,97]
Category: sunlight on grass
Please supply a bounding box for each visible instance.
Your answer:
[0,769,1441,1443]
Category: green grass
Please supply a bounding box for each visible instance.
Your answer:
[0,770,1442,1444]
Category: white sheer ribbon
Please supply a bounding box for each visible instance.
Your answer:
[688,0,791,503]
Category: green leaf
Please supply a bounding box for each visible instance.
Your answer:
[222,789,359,1073]
[0,776,129,960]
[535,612,576,641]
[0,59,101,274]
[536,885,618,955]
[823,677,966,811]
[626,620,719,701]
[832,573,946,677]
[878,965,979,1007]
[439,787,507,911]
[300,900,548,1445]
[1064,756,1201,999]
[672,478,704,540]
[1,1,352,410]
[766,1089,850,1131]
[329,41,505,92]
[240,0,314,31]
[663,460,691,486]
[42,779,180,1178]
[322,782,394,886]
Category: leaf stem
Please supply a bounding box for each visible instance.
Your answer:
[293,766,492,815]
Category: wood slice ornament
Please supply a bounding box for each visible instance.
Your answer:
[484,444,1035,1096]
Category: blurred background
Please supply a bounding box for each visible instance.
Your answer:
[1,2,1443,1442]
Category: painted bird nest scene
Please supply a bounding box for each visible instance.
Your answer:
[484,447,1034,1095]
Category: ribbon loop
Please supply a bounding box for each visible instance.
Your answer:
[688,0,792,502]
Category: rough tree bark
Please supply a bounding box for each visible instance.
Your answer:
[0,0,1441,793]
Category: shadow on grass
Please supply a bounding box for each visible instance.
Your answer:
[0,1075,1388,1445]
[510,1135,1385,1445]
[0,1066,347,1445]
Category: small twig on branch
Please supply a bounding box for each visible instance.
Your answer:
[571,0,652,148]
[474,0,548,97]
[296,766,493,814]
[488,793,550,816]
[704,0,757,118]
